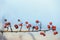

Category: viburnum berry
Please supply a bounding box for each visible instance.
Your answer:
[35,26,38,30]
[19,23,23,26]
[26,25,29,28]
[5,23,8,26]
[40,32,46,36]
[47,25,50,30]
[53,31,58,35]
[5,22,10,26]
[25,21,28,24]
[4,22,11,28]
[52,26,56,31]
[36,20,39,23]
[49,22,52,25]
[26,24,32,29]
[14,24,18,29]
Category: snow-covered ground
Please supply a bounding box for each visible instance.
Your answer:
[0,32,60,40]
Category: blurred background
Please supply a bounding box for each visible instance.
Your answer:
[0,0,60,40]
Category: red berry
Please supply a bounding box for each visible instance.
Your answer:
[49,22,52,25]
[26,24,31,28]
[5,23,8,26]
[25,21,28,24]
[26,25,29,28]
[36,20,39,23]
[35,26,38,30]
[47,25,50,30]
[43,34,46,36]
[52,26,56,31]
[40,32,46,36]
[19,23,23,26]
[54,31,58,35]
[7,22,10,25]
[5,22,10,26]
[14,24,18,29]
[40,32,43,35]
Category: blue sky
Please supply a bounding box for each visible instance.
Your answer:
[0,0,60,32]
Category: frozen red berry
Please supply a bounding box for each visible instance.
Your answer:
[35,26,38,30]
[49,22,52,25]
[19,23,23,26]
[52,26,56,31]
[36,20,39,23]
[25,21,28,24]
[54,31,58,35]
[47,25,50,30]
[26,24,31,28]
[26,25,29,28]
[40,32,46,36]
[5,22,10,26]
[14,24,18,29]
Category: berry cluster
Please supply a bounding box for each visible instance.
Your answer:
[47,22,58,35]
[3,19,58,36]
